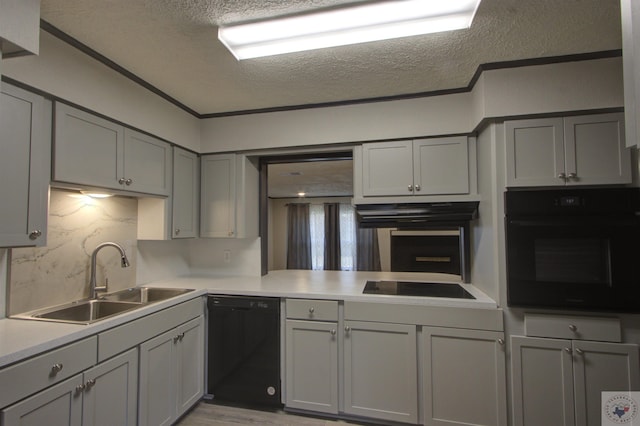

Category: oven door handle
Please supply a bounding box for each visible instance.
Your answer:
[508,218,638,227]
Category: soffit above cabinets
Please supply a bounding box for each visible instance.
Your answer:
[39,0,622,116]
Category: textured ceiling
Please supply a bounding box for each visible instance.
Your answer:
[268,160,353,198]
[38,0,623,116]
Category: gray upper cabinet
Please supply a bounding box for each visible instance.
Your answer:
[621,0,640,148]
[505,113,631,187]
[0,82,50,247]
[123,129,172,196]
[172,147,199,239]
[360,137,470,197]
[53,102,171,196]
[200,153,236,238]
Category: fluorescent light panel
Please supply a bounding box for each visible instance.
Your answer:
[218,0,482,60]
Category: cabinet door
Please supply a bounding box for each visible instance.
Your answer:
[175,316,205,418]
[414,137,469,195]
[573,340,640,426]
[53,102,124,190]
[139,328,176,426]
[1,374,83,426]
[505,118,565,187]
[423,327,507,426]
[511,336,575,426]
[201,154,236,238]
[361,141,414,196]
[621,0,640,148]
[343,321,417,424]
[123,129,172,196]
[82,348,138,426]
[563,113,631,185]
[285,320,339,414]
[0,83,49,247]
[172,147,200,239]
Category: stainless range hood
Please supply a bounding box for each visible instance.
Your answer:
[355,202,479,228]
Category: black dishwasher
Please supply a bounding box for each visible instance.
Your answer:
[207,295,281,407]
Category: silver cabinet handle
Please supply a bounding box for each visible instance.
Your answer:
[408,184,413,192]
[228,231,234,237]
[575,348,584,355]
[344,326,351,333]
[569,324,578,332]
[75,384,85,394]
[564,347,573,354]
[173,335,180,343]
[558,172,567,180]
[29,230,42,240]
[309,307,315,314]
[118,177,126,184]
[414,184,421,192]
[175,229,180,236]
[330,329,336,335]
[51,363,64,375]
[568,172,577,179]
[497,338,505,346]
[85,379,96,389]
[125,178,133,186]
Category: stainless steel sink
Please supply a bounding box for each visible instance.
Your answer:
[16,300,142,324]
[98,287,195,303]
[12,287,195,325]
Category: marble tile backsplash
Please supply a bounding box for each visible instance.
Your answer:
[9,189,137,315]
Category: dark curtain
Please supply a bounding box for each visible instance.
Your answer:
[324,203,341,270]
[357,227,382,271]
[286,203,312,269]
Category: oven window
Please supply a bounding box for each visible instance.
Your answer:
[534,238,611,285]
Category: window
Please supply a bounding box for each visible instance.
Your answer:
[309,203,356,271]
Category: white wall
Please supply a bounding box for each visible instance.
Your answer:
[189,238,262,277]
[2,31,201,152]
[470,123,501,303]
[201,58,624,153]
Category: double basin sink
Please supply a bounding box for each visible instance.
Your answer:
[13,287,194,325]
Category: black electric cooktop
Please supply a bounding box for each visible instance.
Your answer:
[362,281,475,299]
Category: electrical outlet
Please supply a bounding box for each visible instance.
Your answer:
[223,250,231,264]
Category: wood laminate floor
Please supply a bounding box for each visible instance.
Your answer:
[177,402,373,426]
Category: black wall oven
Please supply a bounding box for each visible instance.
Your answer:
[505,188,640,312]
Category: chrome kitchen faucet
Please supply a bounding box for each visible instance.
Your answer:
[89,242,130,299]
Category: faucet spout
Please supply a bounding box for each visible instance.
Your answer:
[89,242,130,299]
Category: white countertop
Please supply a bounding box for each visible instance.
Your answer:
[0,270,497,368]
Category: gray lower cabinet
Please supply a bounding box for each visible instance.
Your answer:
[138,315,205,426]
[1,374,84,426]
[511,336,640,426]
[423,327,507,426]
[343,320,418,424]
[81,348,138,426]
[285,319,339,414]
[1,347,137,426]
[0,82,50,247]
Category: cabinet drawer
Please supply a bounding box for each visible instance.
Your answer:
[0,336,97,408]
[98,297,204,362]
[287,299,338,321]
[525,313,621,342]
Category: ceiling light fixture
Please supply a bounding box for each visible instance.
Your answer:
[218,0,482,60]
